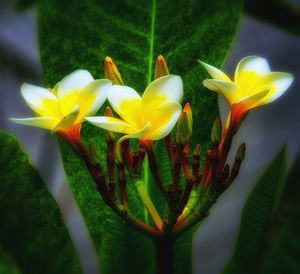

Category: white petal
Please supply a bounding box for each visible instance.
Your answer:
[107,85,142,127]
[57,70,94,98]
[84,80,111,116]
[259,72,294,104]
[203,79,239,104]
[142,75,183,106]
[10,117,58,130]
[198,60,231,81]
[235,56,270,82]
[85,116,137,134]
[21,83,58,116]
[76,79,112,123]
[148,102,182,140]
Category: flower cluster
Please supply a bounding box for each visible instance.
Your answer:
[12,56,293,143]
[11,55,293,237]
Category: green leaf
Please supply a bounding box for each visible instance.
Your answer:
[222,146,288,274]
[38,0,243,273]
[0,246,21,274]
[39,0,243,145]
[149,140,171,216]
[0,131,82,274]
[257,153,300,274]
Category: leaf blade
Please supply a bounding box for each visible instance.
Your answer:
[257,153,300,274]
[222,146,288,274]
[0,131,82,274]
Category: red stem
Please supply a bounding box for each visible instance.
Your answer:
[118,163,128,209]
[165,134,175,164]
[173,145,183,189]
[142,141,167,196]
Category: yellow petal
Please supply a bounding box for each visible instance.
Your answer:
[58,89,80,116]
[227,90,270,128]
[234,56,270,87]
[51,106,80,133]
[141,75,183,120]
[10,117,58,130]
[147,102,182,140]
[85,116,137,134]
[198,60,231,81]
[76,79,111,123]
[237,90,269,110]
[21,84,61,118]
[56,70,94,116]
[107,85,142,128]
[203,79,239,104]
[257,72,293,105]
[117,123,152,144]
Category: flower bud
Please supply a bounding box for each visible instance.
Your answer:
[176,103,193,146]
[223,164,230,180]
[211,116,222,145]
[154,55,170,79]
[104,106,113,116]
[104,107,115,142]
[115,143,123,165]
[104,56,124,85]
[225,143,246,186]
[89,142,101,165]
[192,144,201,178]
[193,144,201,157]
[236,142,246,161]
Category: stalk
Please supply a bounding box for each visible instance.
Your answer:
[155,237,175,274]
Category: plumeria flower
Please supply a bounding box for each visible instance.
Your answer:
[11,70,112,140]
[86,75,183,143]
[199,56,293,122]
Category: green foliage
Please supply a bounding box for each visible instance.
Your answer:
[15,0,37,10]
[149,140,170,216]
[0,131,82,274]
[0,246,21,274]
[222,146,288,274]
[39,0,243,273]
[257,153,300,274]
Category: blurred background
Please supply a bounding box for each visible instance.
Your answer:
[0,1,299,273]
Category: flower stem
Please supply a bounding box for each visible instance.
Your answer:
[142,141,167,196]
[155,237,174,274]
[135,179,163,230]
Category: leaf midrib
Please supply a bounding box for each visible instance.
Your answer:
[147,0,156,84]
